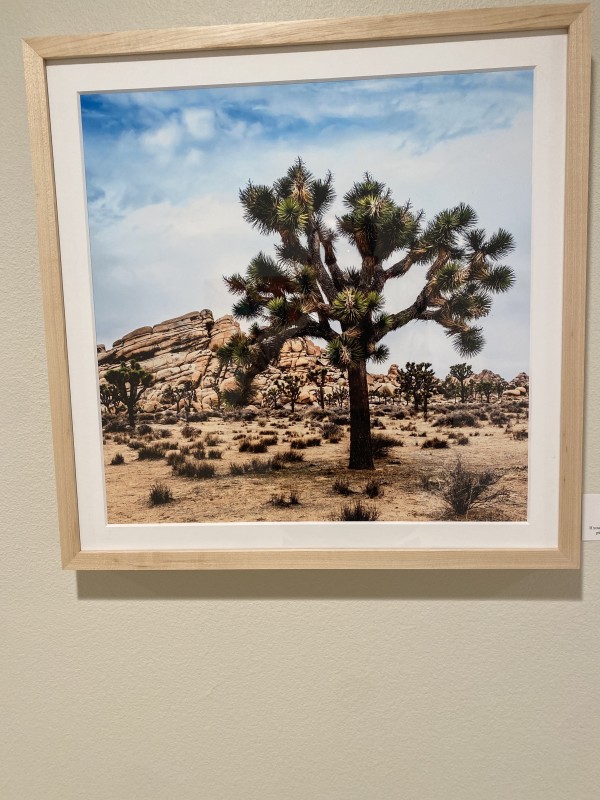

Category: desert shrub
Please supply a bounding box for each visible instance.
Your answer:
[261,435,278,446]
[159,428,172,438]
[104,419,129,433]
[110,452,125,465]
[447,432,457,439]
[229,463,244,476]
[137,445,167,460]
[371,433,401,458]
[392,411,406,420]
[323,422,342,441]
[159,416,178,425]
[290,439,307,450]
[181,425,197,439]
[489,410,509,427]
[512,429,528,441]
[364,479,383,498]
[113,433,129,445]
[332,415,350,426]
[138,423,153,436]
[434,411,478,428]
[372,418,386,429]
[192,445,206,460]
[239,439,267,454]
[425,456,506,518]
[166,452,186,468]
[149,483,173,505]
[257,419,267,428]
[208,449,222,459]
[422,437,449,450]
[335,500,380,522]
[204,433,222,447]
[456,435,470,446]
[332,477,352,496]
[172,460,216,479]
[244,458,273,474]
[304,436,321,447]
[280,450,304,463]
[187,412,207,423]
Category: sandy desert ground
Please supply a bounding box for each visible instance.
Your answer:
[101,399,528,524]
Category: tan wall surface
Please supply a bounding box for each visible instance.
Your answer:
[1,1,598,797]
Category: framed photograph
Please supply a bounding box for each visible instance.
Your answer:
[23,3,590,569]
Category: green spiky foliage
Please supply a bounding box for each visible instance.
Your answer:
[104,360,154,429]
[275,373,305,413]
[222,159,516,469]
[449,363,474,403]
[307,363,330,410]
[162,380,197,422]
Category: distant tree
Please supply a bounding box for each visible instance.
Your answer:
[449,363,474,403]
[99,384,120,415]
[440,376,460,403]
[331,383,349,408]
[104,360,154,429]
[307,364,330,410]
[399,362,438,418]
[495,379,508,400]
[162,380,197,422]
[477,380,494,403]
[264,385,281,409]
[219,159,515,469]
[415,363,439,420]
[276,373,305,413]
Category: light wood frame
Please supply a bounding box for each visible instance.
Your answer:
[23,3,590,570]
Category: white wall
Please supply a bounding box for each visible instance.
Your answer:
[1,1,599,798]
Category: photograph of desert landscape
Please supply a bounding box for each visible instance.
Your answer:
[82,68,533,525]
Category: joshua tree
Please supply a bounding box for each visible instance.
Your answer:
[264,385,281,409]
[399,362,438,418]
[219,159,515,469]
[162,380,197,422]
[104,360,154,429]
[449,363,474,403]
[440,376,460,403]
[99,384,120,415]
[477,379,494,403]
[307,363,330,410]
[276,373,305,413]
[331,383,349,409]
[495,379,508,400]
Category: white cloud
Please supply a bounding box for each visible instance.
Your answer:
[182,108,215,141]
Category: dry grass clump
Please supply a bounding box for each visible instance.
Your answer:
[434,411,478,428]
[270,489,300,507]
[110,452,125,465]
[207,449,222,459]
[149,483,173,505]
[172,459,216,479]
[137,444,168,460]
[371,433,401,458]
[335,500,380,522]
[239,438,268,454]
[364,479,384,498]
[279,450,304,463]
[332,477,353,496]
[421,437,449,450]
[291,436,321,450]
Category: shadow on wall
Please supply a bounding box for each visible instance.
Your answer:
[76,566,583,601]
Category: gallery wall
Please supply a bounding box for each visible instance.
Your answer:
[1,1,599,798]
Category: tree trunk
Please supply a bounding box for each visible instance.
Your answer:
[127,401,136,429]
[348,361,374,470]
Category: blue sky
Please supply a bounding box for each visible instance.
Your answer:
[81,69,533,379]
